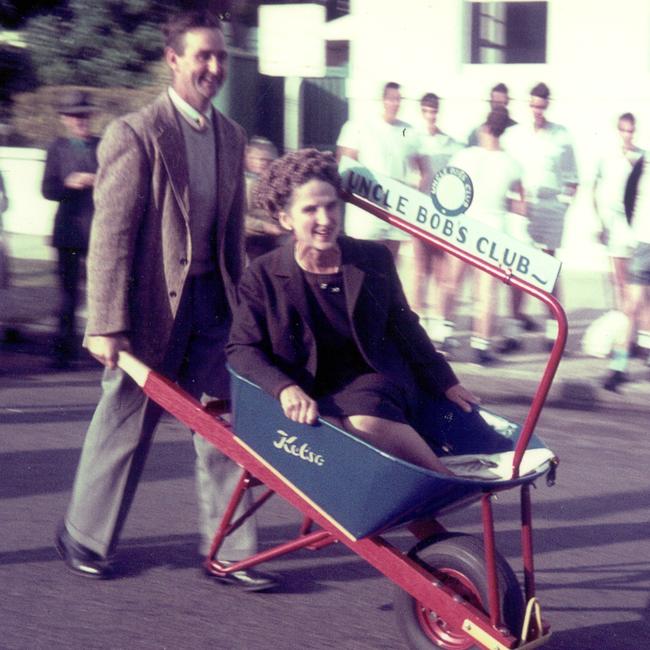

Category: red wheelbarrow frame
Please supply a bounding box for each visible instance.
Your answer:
[117,191,565,650]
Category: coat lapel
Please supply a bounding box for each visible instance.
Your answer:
[213,109,238,232]
[340,237,366,316]
[154,95,190,222]
[274,241,315,333]
[340,237,391,348]
[276,237,370,326]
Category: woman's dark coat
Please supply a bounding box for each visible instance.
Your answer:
[227,236,458,400]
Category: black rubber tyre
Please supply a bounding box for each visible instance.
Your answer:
[394,533,524,649]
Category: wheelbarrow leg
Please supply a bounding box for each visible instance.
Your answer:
[481,493,502,628]
[521,484,536,601]
[204,468,265,565]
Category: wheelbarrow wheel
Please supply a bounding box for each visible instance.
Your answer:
[394,533,524,649]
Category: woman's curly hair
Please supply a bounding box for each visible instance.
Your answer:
[253,148,342,219]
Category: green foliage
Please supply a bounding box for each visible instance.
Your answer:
[10,78,168,147]
[24,0,177,88]
[0,0,62,29]
[0,44,38,120]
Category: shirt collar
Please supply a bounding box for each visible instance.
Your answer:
[168,87,213,128]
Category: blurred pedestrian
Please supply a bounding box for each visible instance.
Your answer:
[0,168,15,343]
[412,92,463,345]
[336,81,425,260]
[507,82,579,348]
[243,136,288,261]
[447,106,526,364]
[467,83,536,345]
[55,10,273,590]
[467,82,517,147]
[41,90,99,368]
[0,169,8,292]
[604,152,650,391]
[593,113,643,311]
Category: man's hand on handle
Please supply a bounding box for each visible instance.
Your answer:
[86,334,131,369]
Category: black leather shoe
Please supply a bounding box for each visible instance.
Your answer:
[603,370,628,393]
[473,349,499,366]
[498,337,523,354]
[517,314,541,332]
[203,560,279,592]
[55,523,113,579]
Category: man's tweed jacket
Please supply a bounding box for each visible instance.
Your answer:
[85,92,246,366]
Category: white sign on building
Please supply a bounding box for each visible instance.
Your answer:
[258,4,326,78]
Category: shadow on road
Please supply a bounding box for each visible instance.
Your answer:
[548,600,650,649]
[0,440,199,499]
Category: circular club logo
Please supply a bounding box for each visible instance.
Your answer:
[430,166,474,216]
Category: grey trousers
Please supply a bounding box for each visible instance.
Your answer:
[65,272,257,559]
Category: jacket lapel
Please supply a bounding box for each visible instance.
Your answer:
[340,238,366,316]
[154,95,190,223]
[274,242,319,376]
[213,109,237,232]
[276,237,370,325]
[274,241,315,333]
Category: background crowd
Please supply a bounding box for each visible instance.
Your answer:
[329,79,650,390]
[1,75,650,393]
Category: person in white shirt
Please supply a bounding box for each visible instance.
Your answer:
[467,82,517,148]
[604,149,650,391]
[412,92,463,346]
[593,113,644,310]
[447,106,526,364]
[336,81,424,260]
[506,82,579,346]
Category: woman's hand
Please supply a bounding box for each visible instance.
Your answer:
[279,384,319,424]
[445,383,480,413]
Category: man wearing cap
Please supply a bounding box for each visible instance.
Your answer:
[55,10,275,590]
[42,89,99,368]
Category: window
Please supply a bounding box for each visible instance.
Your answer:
[468,1,547,64]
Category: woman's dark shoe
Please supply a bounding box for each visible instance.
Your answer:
[203,560,279,592]
[602,370,628,393]
[516,314,541,332]
[55,523,113,579]
[2,327,24,344]
[473,349,499,366]
[498,337,523,354]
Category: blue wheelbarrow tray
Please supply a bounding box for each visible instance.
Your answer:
[230,370,555,541]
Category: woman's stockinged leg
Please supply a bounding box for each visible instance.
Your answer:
[343,415,454,475]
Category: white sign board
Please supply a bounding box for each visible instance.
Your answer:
[339,157,562,292]
[258,4,326,78]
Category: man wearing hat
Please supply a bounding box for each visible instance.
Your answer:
[42,89,99,368]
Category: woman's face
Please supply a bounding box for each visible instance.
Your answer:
[279,179,341,251]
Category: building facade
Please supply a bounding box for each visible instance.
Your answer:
[337,0,650,269]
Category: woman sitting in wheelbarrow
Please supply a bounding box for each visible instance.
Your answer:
[227,149,508,475]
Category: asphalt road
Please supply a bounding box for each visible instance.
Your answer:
[1,365,649,650]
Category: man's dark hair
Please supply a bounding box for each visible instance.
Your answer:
[420,92,440,109]
[491,82,509,95]
[485,105,510,138]
[383,81,401,98]
[163,10,223,53]
[530,82,550,101]
[619,112,636,126]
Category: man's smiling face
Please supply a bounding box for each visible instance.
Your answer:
[166,27,227,113]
